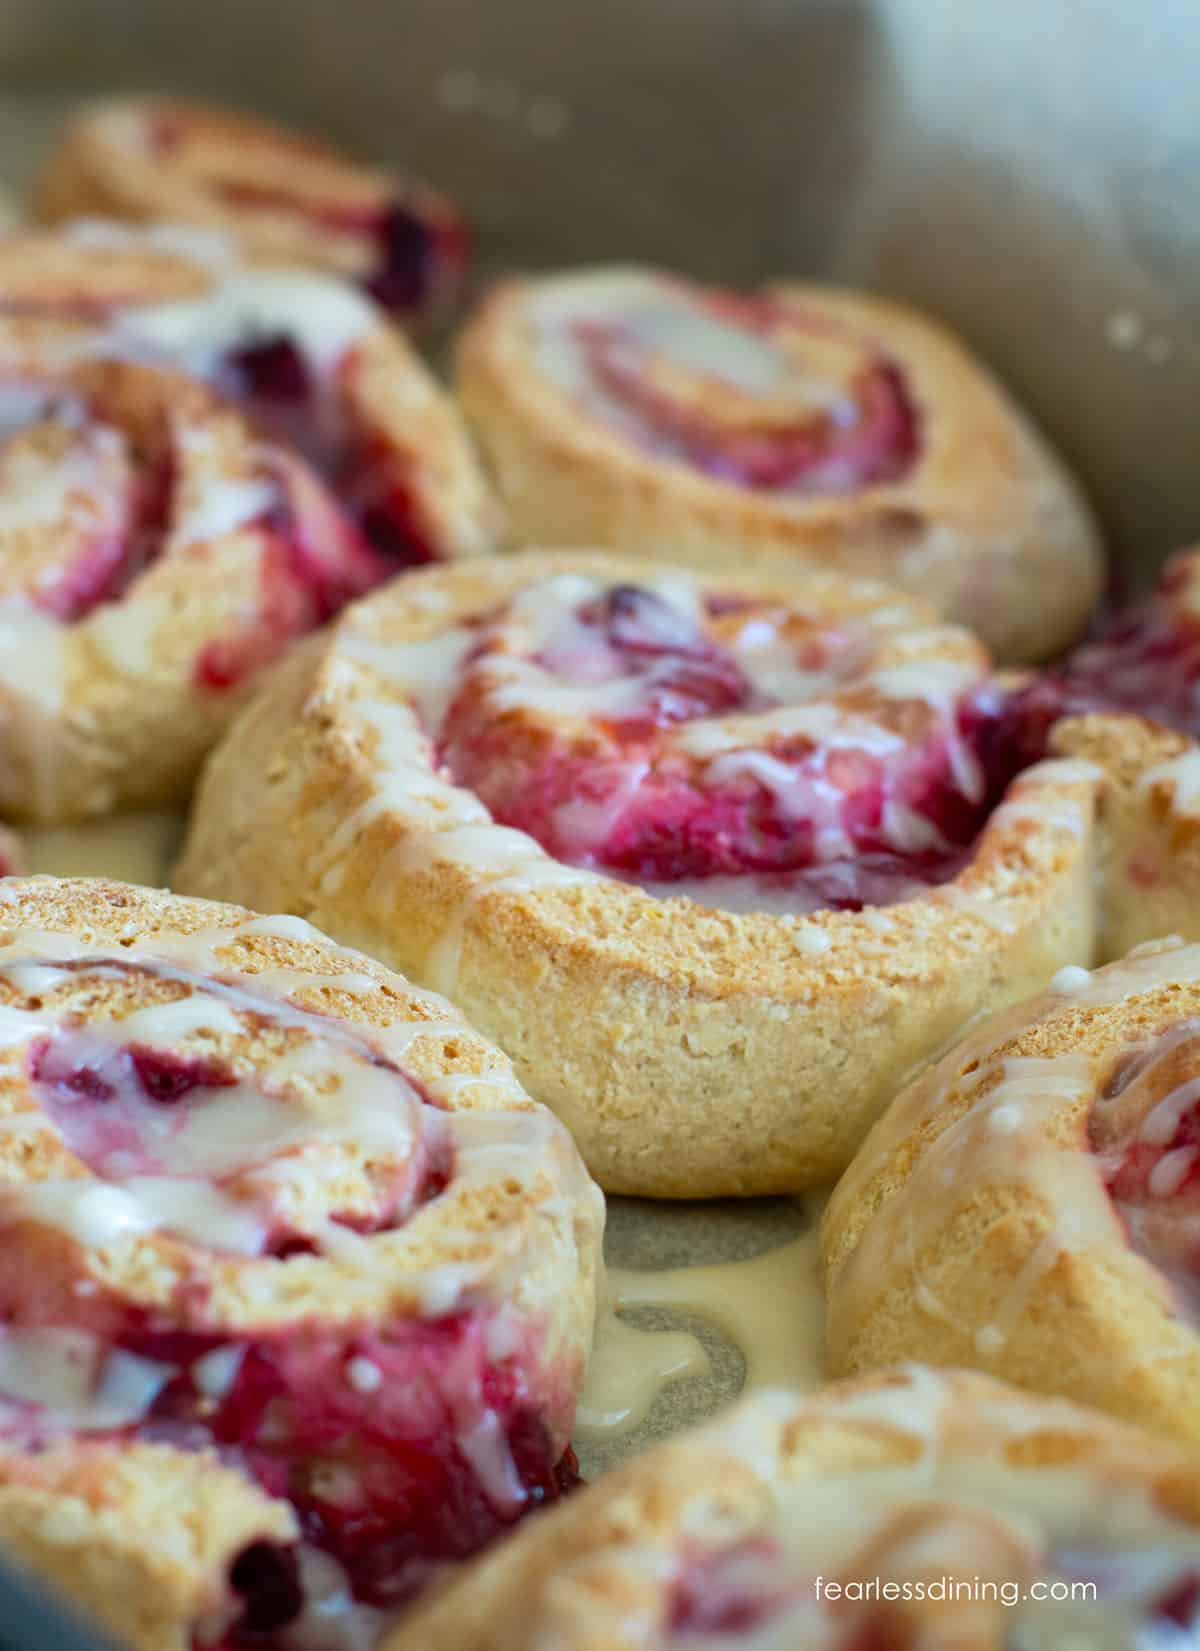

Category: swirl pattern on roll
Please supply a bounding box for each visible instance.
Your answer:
[0,877,601,1651]
[36,97,470,331]
[0,225,497,821]
[172,551,1189,1198]
[824,937,1200,1445]
[456,267,1103,664]
[383,1367,1200,1651]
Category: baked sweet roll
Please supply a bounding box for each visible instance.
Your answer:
[455,267,1103,664]
[822,937,1200,1443]
[383,1367,1200,1651]
[0,227,496,821]
[0,876,601,1650]
[36,96,469,331]
[174,551,1124,1197]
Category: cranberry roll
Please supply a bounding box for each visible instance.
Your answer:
[455,267,1103,664]
[0,876,601,1650]
[174,551,1137,1197]
[36,97,469,331]
[823,937,1200,1444]
[384,1367,1200,1651]
[0,227,496,821]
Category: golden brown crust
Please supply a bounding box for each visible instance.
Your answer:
[176,550,1111,1197]
[0,874,602,1335]
[455,268,1103,665]
[381,1368,1200,1651]
[1051,712,1200,959]
[0,1443,295,1651]
[0,226,497,823]
[35,96,464,312]
[822,935,1200,1444]
[0,876,602,1651]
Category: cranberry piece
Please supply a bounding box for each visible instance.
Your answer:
[364,204,436,313]
[226,336,312,405]
[128,1045,237,1105]
[30,451,175,626]
[571,583,755,725]
[1154,1571,1200,1628]
[593,584,707,658]
[228,1541,304,1634]
[1020,565,1200,745]
[29,1048,116,1105]
[357,492,438,569]
[668,1541,788,1636]
[267,1234,321,1261]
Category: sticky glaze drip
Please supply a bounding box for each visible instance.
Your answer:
[826,940,1200,1381]
[558,1372,1200,1651]
[0,896,601,1634]
[330,567,1055,967]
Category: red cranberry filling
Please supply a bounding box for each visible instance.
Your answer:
[438,583,1028,907]
[364,202,469,320]
[31,454,173,624]
[1090,1022,1200,1307]
[219,340,440,570]
[1018,556,1200,742]
[572,294,919,493]
[145,105,468,327]
[0,366,402,691]
[193,449,393,691]
[208,185,466,324]
[17,952,453,1255]
[109,1314,574,1616]
[1154,1571,1200,1629]
[0,960,580,1633]
[0,1311,576,1644]
[32,1033,238,1114]
[669,1540,793,1636]
[226,1541,304,1636]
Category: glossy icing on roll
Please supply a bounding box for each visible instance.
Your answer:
[0,224,497,822]
[0,879,602,1650]
[824,938,1200,1444]
[338,565,1019,922]
[382,1368,1200,1651]
[176,550,1129,1196]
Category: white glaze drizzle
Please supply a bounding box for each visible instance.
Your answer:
[328,566,1000,940]
[564,1369,1200,1651]
[111,268,377,380]
[1139,748,1200,815]
[0,912,594,1316]
[827,941,1200,1378]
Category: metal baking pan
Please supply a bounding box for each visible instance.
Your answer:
[0,0,1195,1644]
